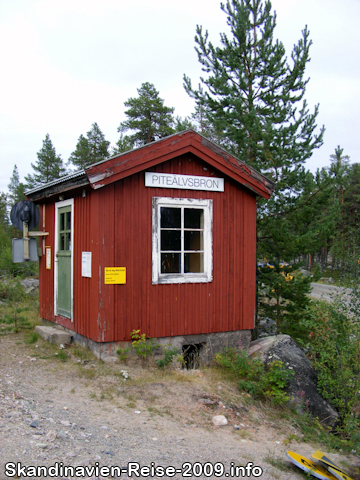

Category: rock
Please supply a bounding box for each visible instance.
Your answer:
[258,317,277,338]
[46,430,57,442]
[57,430,67,440]
[248,334,340,430]
[198,398,215,405]
[36,443,47,449]
[30,420,39,428]
[60,420,71,427]
[212,415,228,426]
[328,277,335,284]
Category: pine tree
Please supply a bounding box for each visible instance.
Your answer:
[7,165,25,208]
[87,123,110,163]
[118,82,175,147]
[174,115,195,133]
[25,134,66,188]
[112,133,134,155]
[190,104,227,145]
[184,0,325,260]
[69,134,91,170]
[69,123,110,170]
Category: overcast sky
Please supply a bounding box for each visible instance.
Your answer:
[1,0,359,194]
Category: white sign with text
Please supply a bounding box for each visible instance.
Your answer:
[145,172,224,192]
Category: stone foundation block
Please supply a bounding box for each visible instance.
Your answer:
[35,326,73,345]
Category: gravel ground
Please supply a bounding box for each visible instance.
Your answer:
[0,333,358,480]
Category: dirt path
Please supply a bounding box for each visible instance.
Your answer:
[0,333,357,480]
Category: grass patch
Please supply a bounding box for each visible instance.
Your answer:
[54,350,68,362]
[72,345,97,362]
[264,452,292,472]
[77,366,97,379]
[24,331,39,344]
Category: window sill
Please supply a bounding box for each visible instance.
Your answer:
[153,273,213,285]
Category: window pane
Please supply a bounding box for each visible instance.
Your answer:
[184,208,203,229]
[60,233,65,250]
[161,207,181,228]
[161,253,181,273]
[184,231,203,251]
[66,212,71,230]
[66,232,71,251]
[184,253,204,273]
[161,230,181,251]
[60,213,65,231]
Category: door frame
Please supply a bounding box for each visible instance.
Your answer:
[54,198,74,321]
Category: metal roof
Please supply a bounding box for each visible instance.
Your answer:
[25,170,87,196]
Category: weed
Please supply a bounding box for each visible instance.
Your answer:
[116,347,130,364]
[156,345,179,369]
[131,329,158,364]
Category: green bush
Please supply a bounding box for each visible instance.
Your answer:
[130,329,158,363]
[0,278,25,302]
[0,243,38,278]
[301,299,360,447]
[215,348,294,405]
[156,345,179,369]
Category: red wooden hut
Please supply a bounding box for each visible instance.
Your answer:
[26,130,274,361]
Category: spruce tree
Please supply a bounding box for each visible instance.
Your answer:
[25,134,66,188]
[69,123,110,170]
[118,82,175,147]
[7,165,25,207]
[184,0,325,260]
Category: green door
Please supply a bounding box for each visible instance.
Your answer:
[57,206,72,318]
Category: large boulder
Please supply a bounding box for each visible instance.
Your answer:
[248,334,339,430]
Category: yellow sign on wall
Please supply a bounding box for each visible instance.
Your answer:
[104,267,126,284]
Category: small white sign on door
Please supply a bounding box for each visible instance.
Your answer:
[81,252,92,278]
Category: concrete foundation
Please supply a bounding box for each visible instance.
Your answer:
[39,319,251,364]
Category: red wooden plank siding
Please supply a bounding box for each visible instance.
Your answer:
[91,153,257,342]
[38,203,55,322]
[73,190,100,340]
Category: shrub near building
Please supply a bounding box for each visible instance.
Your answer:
[257,263,316,339]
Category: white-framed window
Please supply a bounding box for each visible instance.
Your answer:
[152,197,213,284]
